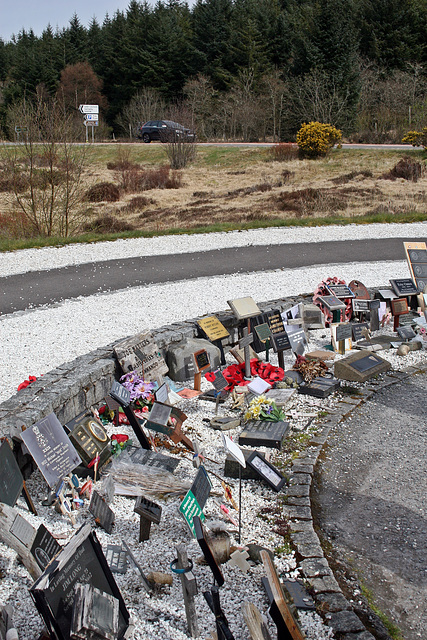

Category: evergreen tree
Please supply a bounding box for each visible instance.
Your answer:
[192,0,234,89]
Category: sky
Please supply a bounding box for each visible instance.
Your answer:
[1,0,135,42]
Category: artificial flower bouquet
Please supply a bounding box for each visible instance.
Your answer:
[244,395,286,423]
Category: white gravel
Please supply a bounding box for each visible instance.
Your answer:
[0,222,426,277]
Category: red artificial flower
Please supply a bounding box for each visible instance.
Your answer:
[17,375,37,391]
[205,372,216,382]
[111,433,129,444]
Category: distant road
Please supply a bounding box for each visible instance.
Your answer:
[0,236,419,315]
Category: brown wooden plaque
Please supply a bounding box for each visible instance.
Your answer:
[197,316,229,341]
[391,298,409,316]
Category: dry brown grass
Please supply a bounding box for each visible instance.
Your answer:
[1,146,427,238]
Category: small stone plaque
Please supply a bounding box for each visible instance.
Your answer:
[335,323,352,342]
[31,524,61,570]
[287,328,307,355]
[227,297,261,320]
[10,513,35,547]
[209,370,229,392]
[298,376,340,398]
[326,284,355,299]
[197,316,229,341]
[390,278,419,297]
[105,545,128,574]
[89,491,115,534]
[21,413,82,489]
[265,388,296,406]
[351,322,369,342]
[190,466,212,510]
[318,295,346,311]
[0,439,24,507]
[114,330,168,382]
[396,326,417,341]
[239,420,290,449]
[130,448,180,473]
[352,299,370,313]
[334,350,391,382]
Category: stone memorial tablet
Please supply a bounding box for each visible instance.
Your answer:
[390,278,419,297]
[265,388,296,406]
[209,370,229,393]
[193,516,224,587]
[246,452,286,492]
[21,413,82,489]
[326,284,355,299]
[239,420,290,449]
[130,448,180,473]
[113,330,168,382]
[105,545,128,574]
[298,376,340,398]
[352,299,370,313]
[197,316,229,342]
[318,295,346,311]
[190,466,212,510]
[351,322,369,342]
[334,350,391,382]
[396,326,417,341]
[227,297,261,320]
[287,327,307,355]
[348,280,370,300]
[31,524,61,570]
[0,440,24,507]
[335,323,352,342]
[281,579,315,611]
[89,491,115,534]
[29,524,130,640]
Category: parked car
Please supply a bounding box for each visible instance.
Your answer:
[136,120,196,143]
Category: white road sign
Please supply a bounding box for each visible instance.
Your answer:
[85,113,99,121]
[79,104,99,114]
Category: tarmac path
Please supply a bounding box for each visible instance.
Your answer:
[312,372,427,640]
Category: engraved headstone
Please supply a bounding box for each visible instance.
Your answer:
[130,448,180,473]
[89,491,115,534]
[334,350,391,382]
[113,330,168,382]
[239,421,290,449]
[0,439,24,507]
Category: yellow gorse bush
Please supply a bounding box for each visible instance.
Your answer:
[296,121,342,158]
[402,128,427,148]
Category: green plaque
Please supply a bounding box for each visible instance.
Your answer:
[254,323,272,343]
[179,490,205,538]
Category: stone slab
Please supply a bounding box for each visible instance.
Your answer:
[334,350,391,383]
[327,611,365,634]
[315,592,350,612]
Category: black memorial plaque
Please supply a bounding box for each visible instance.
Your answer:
[21,413,82,489]
[326,284,355,299]
[397,326,417,340]
[298,376,340,398]
[390,278,419,297]
[31,524,61,570]
[190,466,212,510]
[30,524,130,640]
[110,381,131,407]
[318,295,346,311]
[130,448,180,473]
[351,322,369,342]
[246,452,286,492]
[335,323,352,342]
[105,545,128,574]
[0,439,24,506]
[351,354,385,373]
[90,491,115,534]
[287,328,307,355]
[65,412,110,469]
[194,349,210,373]
[239,420,290,449]
[352,299,370,313]
[210,370,229,393]
[273,331,291,352]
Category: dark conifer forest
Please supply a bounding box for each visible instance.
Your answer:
[1,0,427,141]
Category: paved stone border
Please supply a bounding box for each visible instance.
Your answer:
[284,365,427,640]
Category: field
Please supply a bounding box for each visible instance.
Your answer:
[1,143,427,251]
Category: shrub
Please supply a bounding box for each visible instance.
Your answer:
[402,128,427,148]
[270,143,299,161]
[83,213,134,233]
[0,210,35,238]
[85,182,121,202]
[121,196,157,213]
[296,121,342,158]
[381,157,424,182]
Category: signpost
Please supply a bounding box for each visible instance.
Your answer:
[79,105,99,143]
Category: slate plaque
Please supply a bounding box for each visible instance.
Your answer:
[193,349,210,373]
[298,376,340,398]
[351,322,369,342]
[334,350,391,382]
[273,331,291,352]
[89,491,115,534]
[105,545,128,574]
[351,355,384,373]
[246,452,286,492]
[326,284,355,299]
[130,448,180,473]
[318,295,346,311]
[254,323,272,343]
[352,299,370,313]
[335,323,352,342]
[0,439,24,507]
[110,381,131,407]
[21,413,82,489]
[210,370,229,392]
[390,278,419,297]
[29,524,130,640]
[287,328,307,355]
[397,326,417,340]
[239,421,290,449]
[31,524,61,570]
[250,310,288,353]
[190,466,212,510]
[113,330,168,382]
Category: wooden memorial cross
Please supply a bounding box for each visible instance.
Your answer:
[242,602,273,640]
[260,550,306,640]
[173,544,199,638]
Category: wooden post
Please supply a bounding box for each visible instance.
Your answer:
[0,503,41,580]
[176,544,199,638]
[242,602,273,640]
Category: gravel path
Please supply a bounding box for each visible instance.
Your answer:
[312,372,427,640]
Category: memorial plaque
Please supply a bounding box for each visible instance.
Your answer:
[318,295,346,311]
[154,383,169,404]
[224,450,265,480]
[239,420,290,449]
[298,376,340,398]
[348,280,370,300]
[352,299,370,313]
[254,323,272,343]
[105,545,128,574]
[391,298,409,316]
[179,490,205,538]
[10,513,34,547]
[109,381,131,407]
[193,516,224,587]
[334,350,391,382]
[113,330,168,382]
[390,278,419,297]
[227,297,261,320]
[209,370,229,393]
[197,316,229,341]
[301,303,325,329]
[134,496,162,542]
[397,326,417,340]
[89,491,115,534]
[265,388,296,406]
[193,349,210,373]
[31,524,61,570]
[287,327,307,355]
[335,323,352,342]
[66,412,110,469]
[281,579,315,611]
[71,584,119,640]
[273,331,291,352]
[246,452,286,492]
[29,524,130,640]
[404,241,427,292]
[377,289,397,300]
[21,413,82,489]
[130,448,180,473]
[0,440,24,507]
[190,466,212,510]
[351,322,369,342]
[326,284,355,299]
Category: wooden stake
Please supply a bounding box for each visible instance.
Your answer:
[176,544,199,638]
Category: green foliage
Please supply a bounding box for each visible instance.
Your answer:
[402,128,427,148]
[296,121,342,158]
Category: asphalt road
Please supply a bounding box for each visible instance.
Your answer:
[0,236,417,315]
